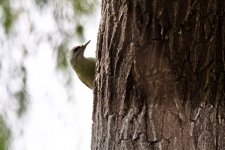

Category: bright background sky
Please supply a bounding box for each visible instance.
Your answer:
[0,0,100,150]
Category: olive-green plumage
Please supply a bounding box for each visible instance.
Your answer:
[69,40,95,89]
[71,57,95,89]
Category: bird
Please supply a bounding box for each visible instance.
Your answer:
[68,40,95,89]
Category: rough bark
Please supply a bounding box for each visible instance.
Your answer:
[92,0,225,149]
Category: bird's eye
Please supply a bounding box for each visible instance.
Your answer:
[72,46,80,52]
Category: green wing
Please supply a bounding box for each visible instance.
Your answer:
[79,77,93,89]
[75,57,95,89]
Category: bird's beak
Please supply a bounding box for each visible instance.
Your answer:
[83,40,91,48]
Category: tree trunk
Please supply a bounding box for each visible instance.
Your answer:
[92,0,225,149]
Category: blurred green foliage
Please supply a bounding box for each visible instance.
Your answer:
[0,0,15,33]
[15,65,28,117]
[57,43,69,71]
[0,116,10,150]
[35,0,48,7]
[72,0,96,14]
[76,24,84,39]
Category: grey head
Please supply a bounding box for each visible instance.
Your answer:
[69,40,91,61]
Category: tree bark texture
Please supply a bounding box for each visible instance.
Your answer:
[92,0,225,149]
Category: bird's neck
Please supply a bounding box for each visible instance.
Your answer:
[71,56,86,70]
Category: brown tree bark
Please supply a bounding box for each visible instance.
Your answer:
[92,0,225,149]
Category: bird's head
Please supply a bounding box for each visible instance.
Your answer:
[69,40,91,62]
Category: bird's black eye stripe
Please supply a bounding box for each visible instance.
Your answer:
[73,46,80,52]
